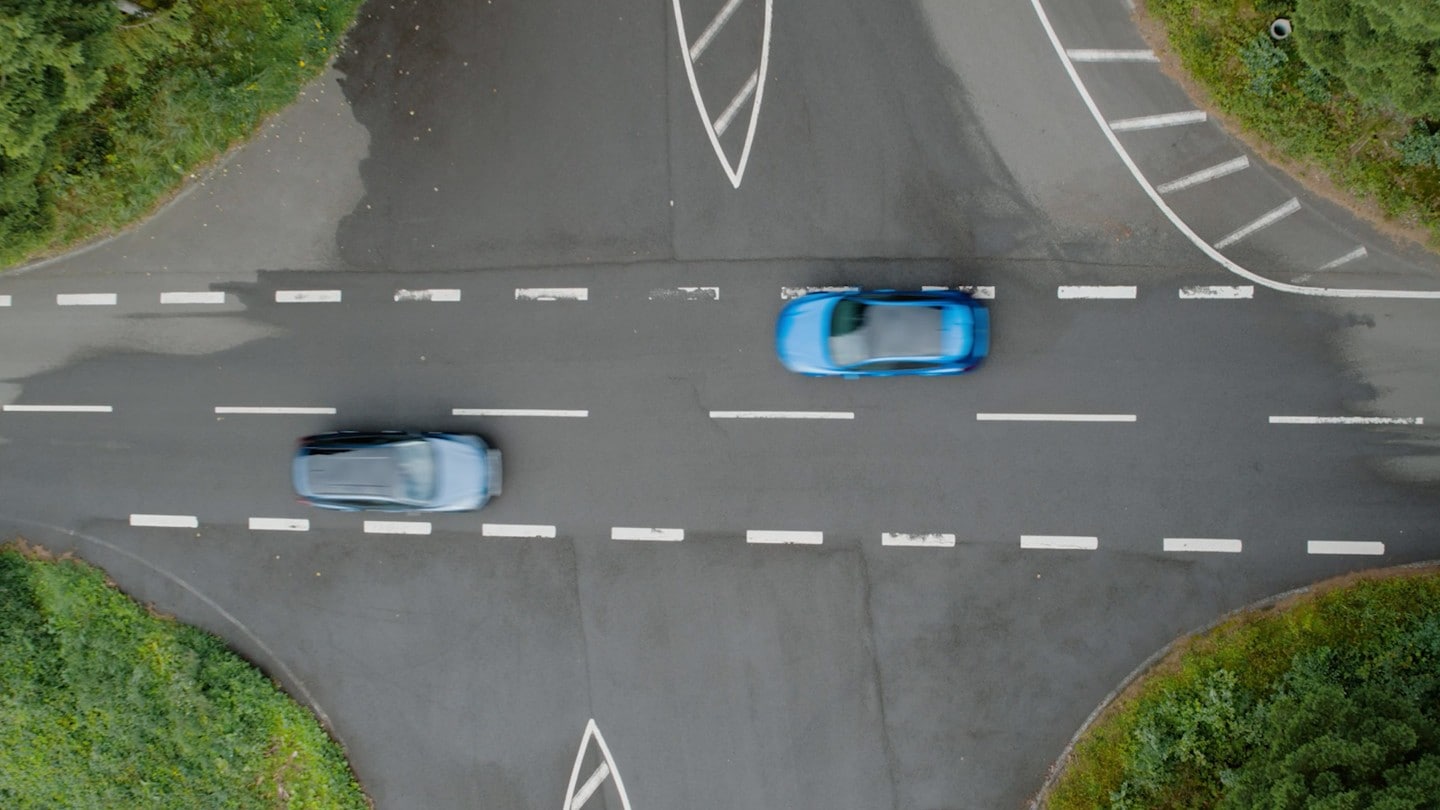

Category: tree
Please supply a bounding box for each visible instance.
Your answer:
[1294,0,1440,120]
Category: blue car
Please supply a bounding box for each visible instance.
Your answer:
[775,289,990,377]
[293,431,502,512]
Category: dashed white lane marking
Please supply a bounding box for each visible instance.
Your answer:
[214,406,337,415]
[563,719,632,810]
[57,293,117,306]
[612,527,684,542]
[394,288,462,302]
[688,0,745,60]
[1180,285,1254,299]
[882,532,956,548]
[672,0,772,188]
[1316,246,1368,271]
[515,287,588,301]
[276,290,342,303]
[921,285,996,299]
[1155,156,1250,194]
[1022,534,1098,550]
[710,410,855,420]
[781,285,860,299]
[0,295,11,307]
[1270,415,1423,425]
[747,530,823,545]
[1108,110,1207,132]
[1057,285,1137,299]
[1066,48,1158,62]
[1308,541,1384,556]
[648,286,720,301]
[483,523,556,538]
[1164,537,1242,553]
[249,517,310,532]
[978,413,1136,422]
[713,70,760,136]
[160,291,226,305]
[3,404,113,413]
[130,513,199,528]
[1213,198,1301,249]
[452,408,588,418]
[364,520,431,536]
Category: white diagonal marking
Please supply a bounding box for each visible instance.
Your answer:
[713,70,759,136]
[1316,246,1367,271]
[1066,49,1158,62]
[1156,156,1250,194]
[563,720,632,810]
[1108,110,1206,131]
[689,0,745,60]
[1213,198,1301,248]
[571,762,610,809]
[673,0,772,188]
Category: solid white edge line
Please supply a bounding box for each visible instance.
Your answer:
[130,514,199,528]
[275,290,342,303]
[363,520,432,535]
[1058,285,1137,299]
[1021,535,1099,550]
[1213,198,1301,249]
[612,527,684,542]
[3,404,113,413]
[747,530,823,545]
[1155,156,1250,194]
[452,408,588,418]
[1108,110,1207,131]
[1027,0,1440,299]
[214,406,337,415]
[249,518,311,532]
[1270,416,1423,425]
[483,523,557,538]
[1066,48,1158,62]
[562,720,633,810]
[57,293,118,306]
[1179,285,1254,299]
[976,413,1136,422]
[160,291,226,305]
[394,288,462,302]
[710,411,855,420]
[1308,541,1385,556]
[882,532,957,548]
[515,288,589,301]
[1164,537,1242,553]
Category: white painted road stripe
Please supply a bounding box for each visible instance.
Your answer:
[1021,535,1098,550]
[276,290,342,303]
[516,287,588,301]
[713,70,759,136]
[977,413,1136,422]
[483,523,556,538]
[882,533,956,548]
[364,520,432,535]
[747,530,823,545]
[161,291,226,305]
[921,285,996,299]
[1066,48,1158,62]
[1155,156,1250,194]
[1213,198,1301,249]
[689,0,745,60]
[215,406,337,415]
[1270,415,1423,425]
[452,408,588,418]
[1308,541,1384,556]
[394,288,462,302]
[1108,110,1207,131]
[1316,246,1368,271]
[1180,285,1254,299]
[3,404,113,413]
[648,286,720,301]
[249,517,310,532]
[0,295,10,307]
[571,762,611,809]
[612,527,684,542]
[57,293,117,306]
[1164,537,1242,553]
[710,410,855,420]
[130,514,199,528]
[1058,285,1137,299]
[781,286,859,300]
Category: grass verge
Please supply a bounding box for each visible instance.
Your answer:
[0,541,369,809]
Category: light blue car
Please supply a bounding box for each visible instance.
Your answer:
[293,431,501,512]
[775,290,990,377]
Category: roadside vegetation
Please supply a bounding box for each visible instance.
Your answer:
[0,0,365,270]
[1142,0,1440,246]
[0,542,369,809]
[1044,566,1440,809]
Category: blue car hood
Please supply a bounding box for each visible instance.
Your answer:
[775,296,838,373]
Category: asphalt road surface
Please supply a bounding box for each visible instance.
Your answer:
[2,0,1438,808]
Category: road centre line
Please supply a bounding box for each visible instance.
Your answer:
[612,527,684,542]
[249,517,310,532]
[364,520,431,536]
[921,285,996,299]
[1316,246,1367,271]
[452,408,588,418]
[882,532,956,548]
[1108,110,1207,132]
[394,288,461,302]
[1270,415,1423,425]
[688,0,745,60]
[484,523,557,538]
[1308,541,1385,556]
[57,293,117,306]
[1155,156,1250,195]
[131,513,199,528]
[1180,285,1254,299]
[161,291,226,305]
[1057,285,1136,299]
[1065,48,1158,62]
[710,410,855,420]
[781,286,859,300]
[276,290,342,303]
[977,413,1136,422]
[516,287,588,301]
[1213,198,1301,249]
[1021,535,1098,550]
[648,286,719,301]
[713,70,760,136]
[215,406,337,415]
[1164,537,1242,553]
[3,404,113,413]
[747,530,823,545]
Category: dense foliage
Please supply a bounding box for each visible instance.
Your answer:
[1294,0,1440,120]
[0,546,368,809]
